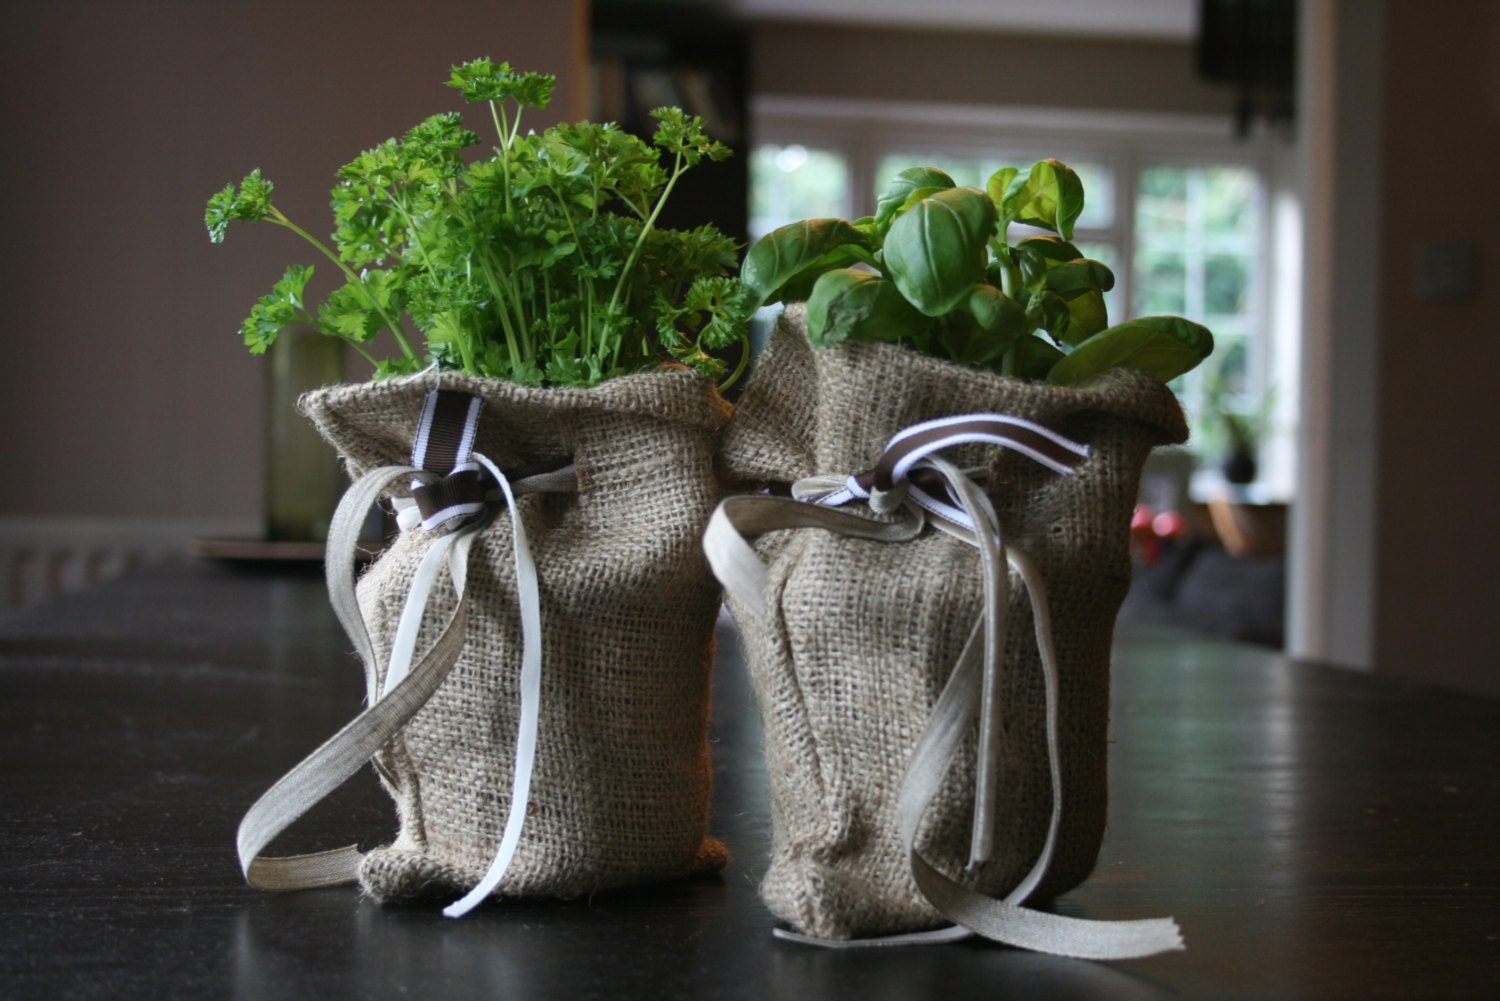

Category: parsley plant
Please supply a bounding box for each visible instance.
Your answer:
[207,58,753,386]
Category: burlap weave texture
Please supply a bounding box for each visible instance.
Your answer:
[720,306,1188,940]
[301,368,730,903]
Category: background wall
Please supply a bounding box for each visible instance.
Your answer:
[1372,1,1500,695]
[750,21,1232,114]
[0,0,585,523]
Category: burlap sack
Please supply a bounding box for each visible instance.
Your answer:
[719,306,1187,940]
[299,368,731,903]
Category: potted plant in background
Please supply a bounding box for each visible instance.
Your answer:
[1200,354,1275,486]
[706,160,1210,957]
[1194,355,1284,559]
[208,58,752,918]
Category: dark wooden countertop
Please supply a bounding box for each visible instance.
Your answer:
[2,560,1496,999]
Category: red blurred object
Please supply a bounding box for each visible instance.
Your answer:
[1132,504,1187,566]
[1132,505,1162,565]
[1152,510,1186,539]
[1132,505,1156,533]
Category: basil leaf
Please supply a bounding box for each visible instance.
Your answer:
[1059,288,1109,344]
[1046,315,1214,385]
[1011,236,1113,346]
[1014,234,1082,260]
[775,247,870,303]
[742,218,870,306]
[1013,236,1085,285]
[1024,287,1109,347]
[1025,291,1072,341]
[1040,259,1116,294]
[884,187,997,316]
[967,283,1028,342]
[807,268,929,347]
[985,167,1020,214]
[874,166,956,233]
[1000,159,1085,240]
[1009,333,1066,381]
[939,284,1026,367]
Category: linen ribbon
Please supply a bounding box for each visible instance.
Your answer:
[702,413,1184,960]
[235,390,577,921]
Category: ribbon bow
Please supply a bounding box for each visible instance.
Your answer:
[703,413,1183,959]
[236,389,577,920]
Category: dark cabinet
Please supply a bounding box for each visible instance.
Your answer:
[590,1,750,245]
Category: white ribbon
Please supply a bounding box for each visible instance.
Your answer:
[381,524,467,700]
[380,385,572,916]
[802,412,1091,531]
[440,452,547,919]
[377,452,568,918]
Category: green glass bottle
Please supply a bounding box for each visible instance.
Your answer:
[264,325,345,543]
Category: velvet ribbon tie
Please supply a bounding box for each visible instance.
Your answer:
[703,413,1184,959]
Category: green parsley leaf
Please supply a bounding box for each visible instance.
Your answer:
[240,264,315,353]
[446,58,555,108]
[205,169,275,242]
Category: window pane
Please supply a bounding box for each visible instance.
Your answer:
[1071,161,1113,229]
[875,152,987,194]
[1140,165,1188,201]
[1204,166,1257,236]
[1133,163,1263,443]
[1205,253,1252,316]
[1136,166,1261,255]
[1211,336,1252,393]
[750,144,849,239]
[1183,333,1254,456]
[1075,241,1116,267]
[1137,166,1187,240]
[1135,250,1187,315]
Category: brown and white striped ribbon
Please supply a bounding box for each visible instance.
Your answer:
[399,389,575,534]
[412,389,483,475]
[408,389,486,531]
[800,414,1090,530]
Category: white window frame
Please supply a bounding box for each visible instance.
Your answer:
[750,95,1300,501]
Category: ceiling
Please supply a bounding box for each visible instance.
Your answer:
[727,0,1199,40]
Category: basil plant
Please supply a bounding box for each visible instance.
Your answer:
[742,159,1213,386]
